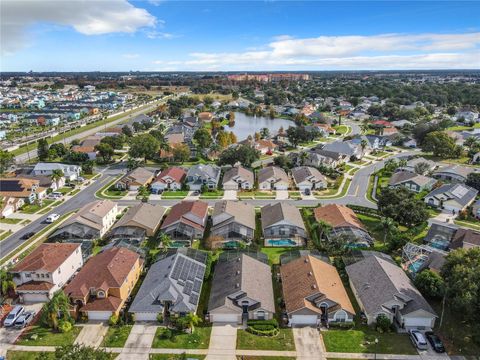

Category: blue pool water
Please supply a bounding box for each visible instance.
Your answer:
[267,239,297,246]
[408,260,425,273]
[428,239,449,251]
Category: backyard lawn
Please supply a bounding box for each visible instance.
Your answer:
[6,351,55,360]
[16,326,81,346]
[322,328,416,354]
[101,325,133,347]
[152,327,211,349]
[236,329,295,351]
[261,247,293,265]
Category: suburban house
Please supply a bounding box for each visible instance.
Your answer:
[11,243,83,303]
[208,252,275,323]
[472,199,480,219]
[423,222,458,250]
[65,247,143,320]
[50,200,118,241]
[0,178,47,205]
[129,248,206,321]
[150,167,186,194]
[314,204,373,247]
[222,166,254,190]
[280,253,355,327]
[185,164,221,191]
[198,112,213,122]
[399,157,437,175]
[109,203,167,243]
[160,201,209,243]
[116,167,155,191]
[424,183,478,213]
[450,228,480,250]
[291,166,327,191]
[322,141,362,161]
[0,196,25,217]
[261,203,307,246]
[257,166,290,190]
[388,171,437,193]
[20,173,65,191]
[433,165,476,183]
[210,201,256,248]
[32,163,81,182]
[346,253,437,331]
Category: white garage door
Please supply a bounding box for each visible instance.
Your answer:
[211,313,240,323]
[274,184,288,190]
[404,317,433,329]
[87,311,113,321]
[134,312,158,321]
[290,315,318,326]
[22,293,49,304]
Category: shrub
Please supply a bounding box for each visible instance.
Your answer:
[247,319,278,328]
[58,320,73,333]
[108,314,119,326]
[375,314,392,333]
[328,321,355,329]
[156,313,164,323]
[158,328,172,340]
[246,326,279,337]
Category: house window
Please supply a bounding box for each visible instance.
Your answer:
[97,290,105,298]
[26,273,31,278]
[58,268,61,274]
[256,311,266,320]
[335,311,347,322]
[45,274,50,278]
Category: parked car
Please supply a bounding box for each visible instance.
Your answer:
[3,306,24,327]
[193,191,200,196]
[305,188,311,196]
[48,192,63,199]
[67,183,76,188]
[409,330,428,350]
[20,232,35,240]
[14,311,35,328]
[45,213,60,223]
[425,332,446,353]
[77,176,85,182]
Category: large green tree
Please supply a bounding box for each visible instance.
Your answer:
[0,150,14,175]
[466,172,480,191]
[193,128,212,151]
[53,344,113,360]
[414,269,445,299]
[217,145,260,167]
[41,290,71,331]
[377,187,429,226]
[95,143,114,163]
[128,134,159,162]
[37,138,50,161]
[421,131,463,159]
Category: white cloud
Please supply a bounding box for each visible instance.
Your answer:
[123,53,140,59]
[178,32,480,70]
[1,0,156,55]
[146,31,179,39]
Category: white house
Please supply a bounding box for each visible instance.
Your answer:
[11,243,83,303]
[32,163,81,182]
[257,166,289,190]
[424,183,478,213]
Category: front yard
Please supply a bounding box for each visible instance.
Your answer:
[16,325,81,346]
[0,217,23,224]
[20,199,55,214]
[199,190,224,199]
[152,327,211,349]
[161,190,188,199]
[101,325,133,347]
[236,328,295,351]
[322,328,416,354]
[6,351,54,360]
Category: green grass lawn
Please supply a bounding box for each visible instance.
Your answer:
[199,190,224,199]
[0,217,23,224]
[261,247,293,265]
[20,200,55,214]
[103,186,128,198]
[162,190,188,197]
[334,125,350,135]
[16,326,81,346]
[0,230,13,241]
[322,328,416,354]
[150,355,205,360]
[57,187,72,195]
[236,329,295,351]
[454,219,480,230]
[101,325,133,348]
[356,213,383,242]
[152,327,211,349]
[6,351,55,360]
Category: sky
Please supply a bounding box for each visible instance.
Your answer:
[1,0,479,72]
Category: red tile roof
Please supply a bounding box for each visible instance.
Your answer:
[156,167,186,184]
[16,281,54,291]
[161,201,208,230]
[314,204,366,230]
[12,243,80,273]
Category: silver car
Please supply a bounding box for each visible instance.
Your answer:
[409,330,428,350]
[3,306,24,327]
[14,311,35,328]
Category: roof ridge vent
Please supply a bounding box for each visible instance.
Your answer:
[308,271,312,276]
[311,284,317,289]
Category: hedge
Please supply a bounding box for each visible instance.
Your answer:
[328,321,355,329]
[247,319,278,328]
[246,326,279,337]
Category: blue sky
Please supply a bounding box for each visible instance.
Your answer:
[1,1,479,71]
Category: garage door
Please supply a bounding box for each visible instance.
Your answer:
[404,317,433,329]
[22,293,49,304]
[290,315,318,326]
[134,312,158,321]
[87,311,112,321]
[211,313,240,323]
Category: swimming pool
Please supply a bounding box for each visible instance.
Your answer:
[170,241,190,248]
[267,239,297,246]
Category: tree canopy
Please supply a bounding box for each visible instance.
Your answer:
[377,187,429,226]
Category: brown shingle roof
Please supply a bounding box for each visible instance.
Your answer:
[12,243,80,273]
[450,228,480,249]
[65,247,140,298]
[155,167,186,183]
[280,255,354,315]
[160,201,208,231]
[314,204,365,230]
[62,200,116,230]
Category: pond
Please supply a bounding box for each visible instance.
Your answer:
[224,112,296,141]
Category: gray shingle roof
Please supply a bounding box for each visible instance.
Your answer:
[291,166,326,185]
[346,255,436,318]
[425,183,478,207]
[222,166,254,185]
[212,200,256,230]
[261,203,306,231]
[257,166,289,184]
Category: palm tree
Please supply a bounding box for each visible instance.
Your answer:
[310,220,332,246]
[0,269,15,297]
[158,233,172,252]
[184,312,201,333]
[299,151,309,166]
[42,290,70,331]
[51,169,64,189]
[360,139,368,156]
[260,127,270,139]
[380,217,396,244]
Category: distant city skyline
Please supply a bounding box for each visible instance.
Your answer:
[1,0,479,72]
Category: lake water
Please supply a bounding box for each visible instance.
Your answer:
[224,112,296,141]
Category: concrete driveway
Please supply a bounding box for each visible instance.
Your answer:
[74,322,108,348]
[276,190,289,200]
[119,323,158,360]
[206,323,237,360]
[223,190,238,200]
[294,327,325,359]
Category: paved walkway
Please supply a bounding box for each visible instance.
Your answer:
[74,323,108,348]
[206,323,237,360]
[118,323,158,360]
[223,190,238,200]
[293,327,326,359]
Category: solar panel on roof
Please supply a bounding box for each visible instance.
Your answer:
[189,293,199,305]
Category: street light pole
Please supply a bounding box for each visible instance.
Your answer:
[374,338,379,360]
